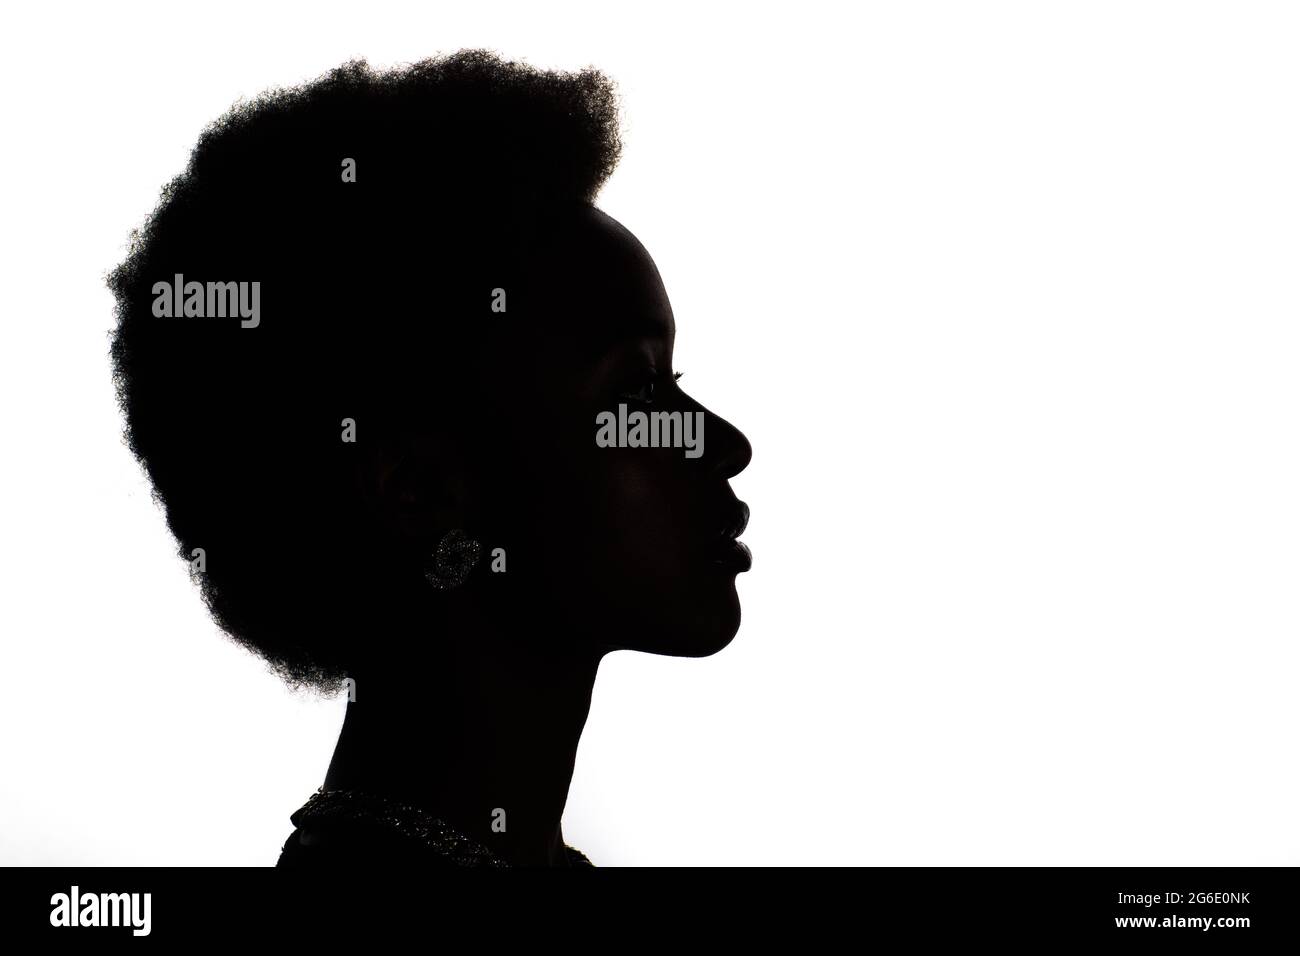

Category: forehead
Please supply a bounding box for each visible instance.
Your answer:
[523,206,675,357]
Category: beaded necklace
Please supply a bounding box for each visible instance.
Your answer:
[289,787,593,867]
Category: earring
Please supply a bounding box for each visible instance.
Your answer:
[425,529,482,591]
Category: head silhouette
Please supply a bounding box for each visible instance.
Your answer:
[108,51,753,699]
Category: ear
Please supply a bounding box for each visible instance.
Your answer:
[356,428,478,541]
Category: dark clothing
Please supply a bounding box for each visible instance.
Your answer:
[276,788,593,868]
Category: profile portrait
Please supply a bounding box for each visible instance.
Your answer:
[107,50,753,867]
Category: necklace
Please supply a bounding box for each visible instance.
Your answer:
[290,787,593,867]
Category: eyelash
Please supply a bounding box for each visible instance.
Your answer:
[620,371,683,405]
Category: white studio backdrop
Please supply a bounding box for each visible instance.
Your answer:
[1,0,1298,865]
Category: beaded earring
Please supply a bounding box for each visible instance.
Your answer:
[425,528,482,590]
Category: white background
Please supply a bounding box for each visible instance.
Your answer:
[2,1,1298,865]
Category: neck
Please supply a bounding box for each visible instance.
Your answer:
[322,619,602,866]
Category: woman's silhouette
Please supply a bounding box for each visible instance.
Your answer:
[109,51,751,867]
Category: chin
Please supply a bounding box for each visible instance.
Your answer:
[621,581,743,657]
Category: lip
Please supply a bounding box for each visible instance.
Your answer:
[710,499,751,572]
[712,538,752,572]
[719,500,749,541]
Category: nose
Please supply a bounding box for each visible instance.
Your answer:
[709,410,752,481]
